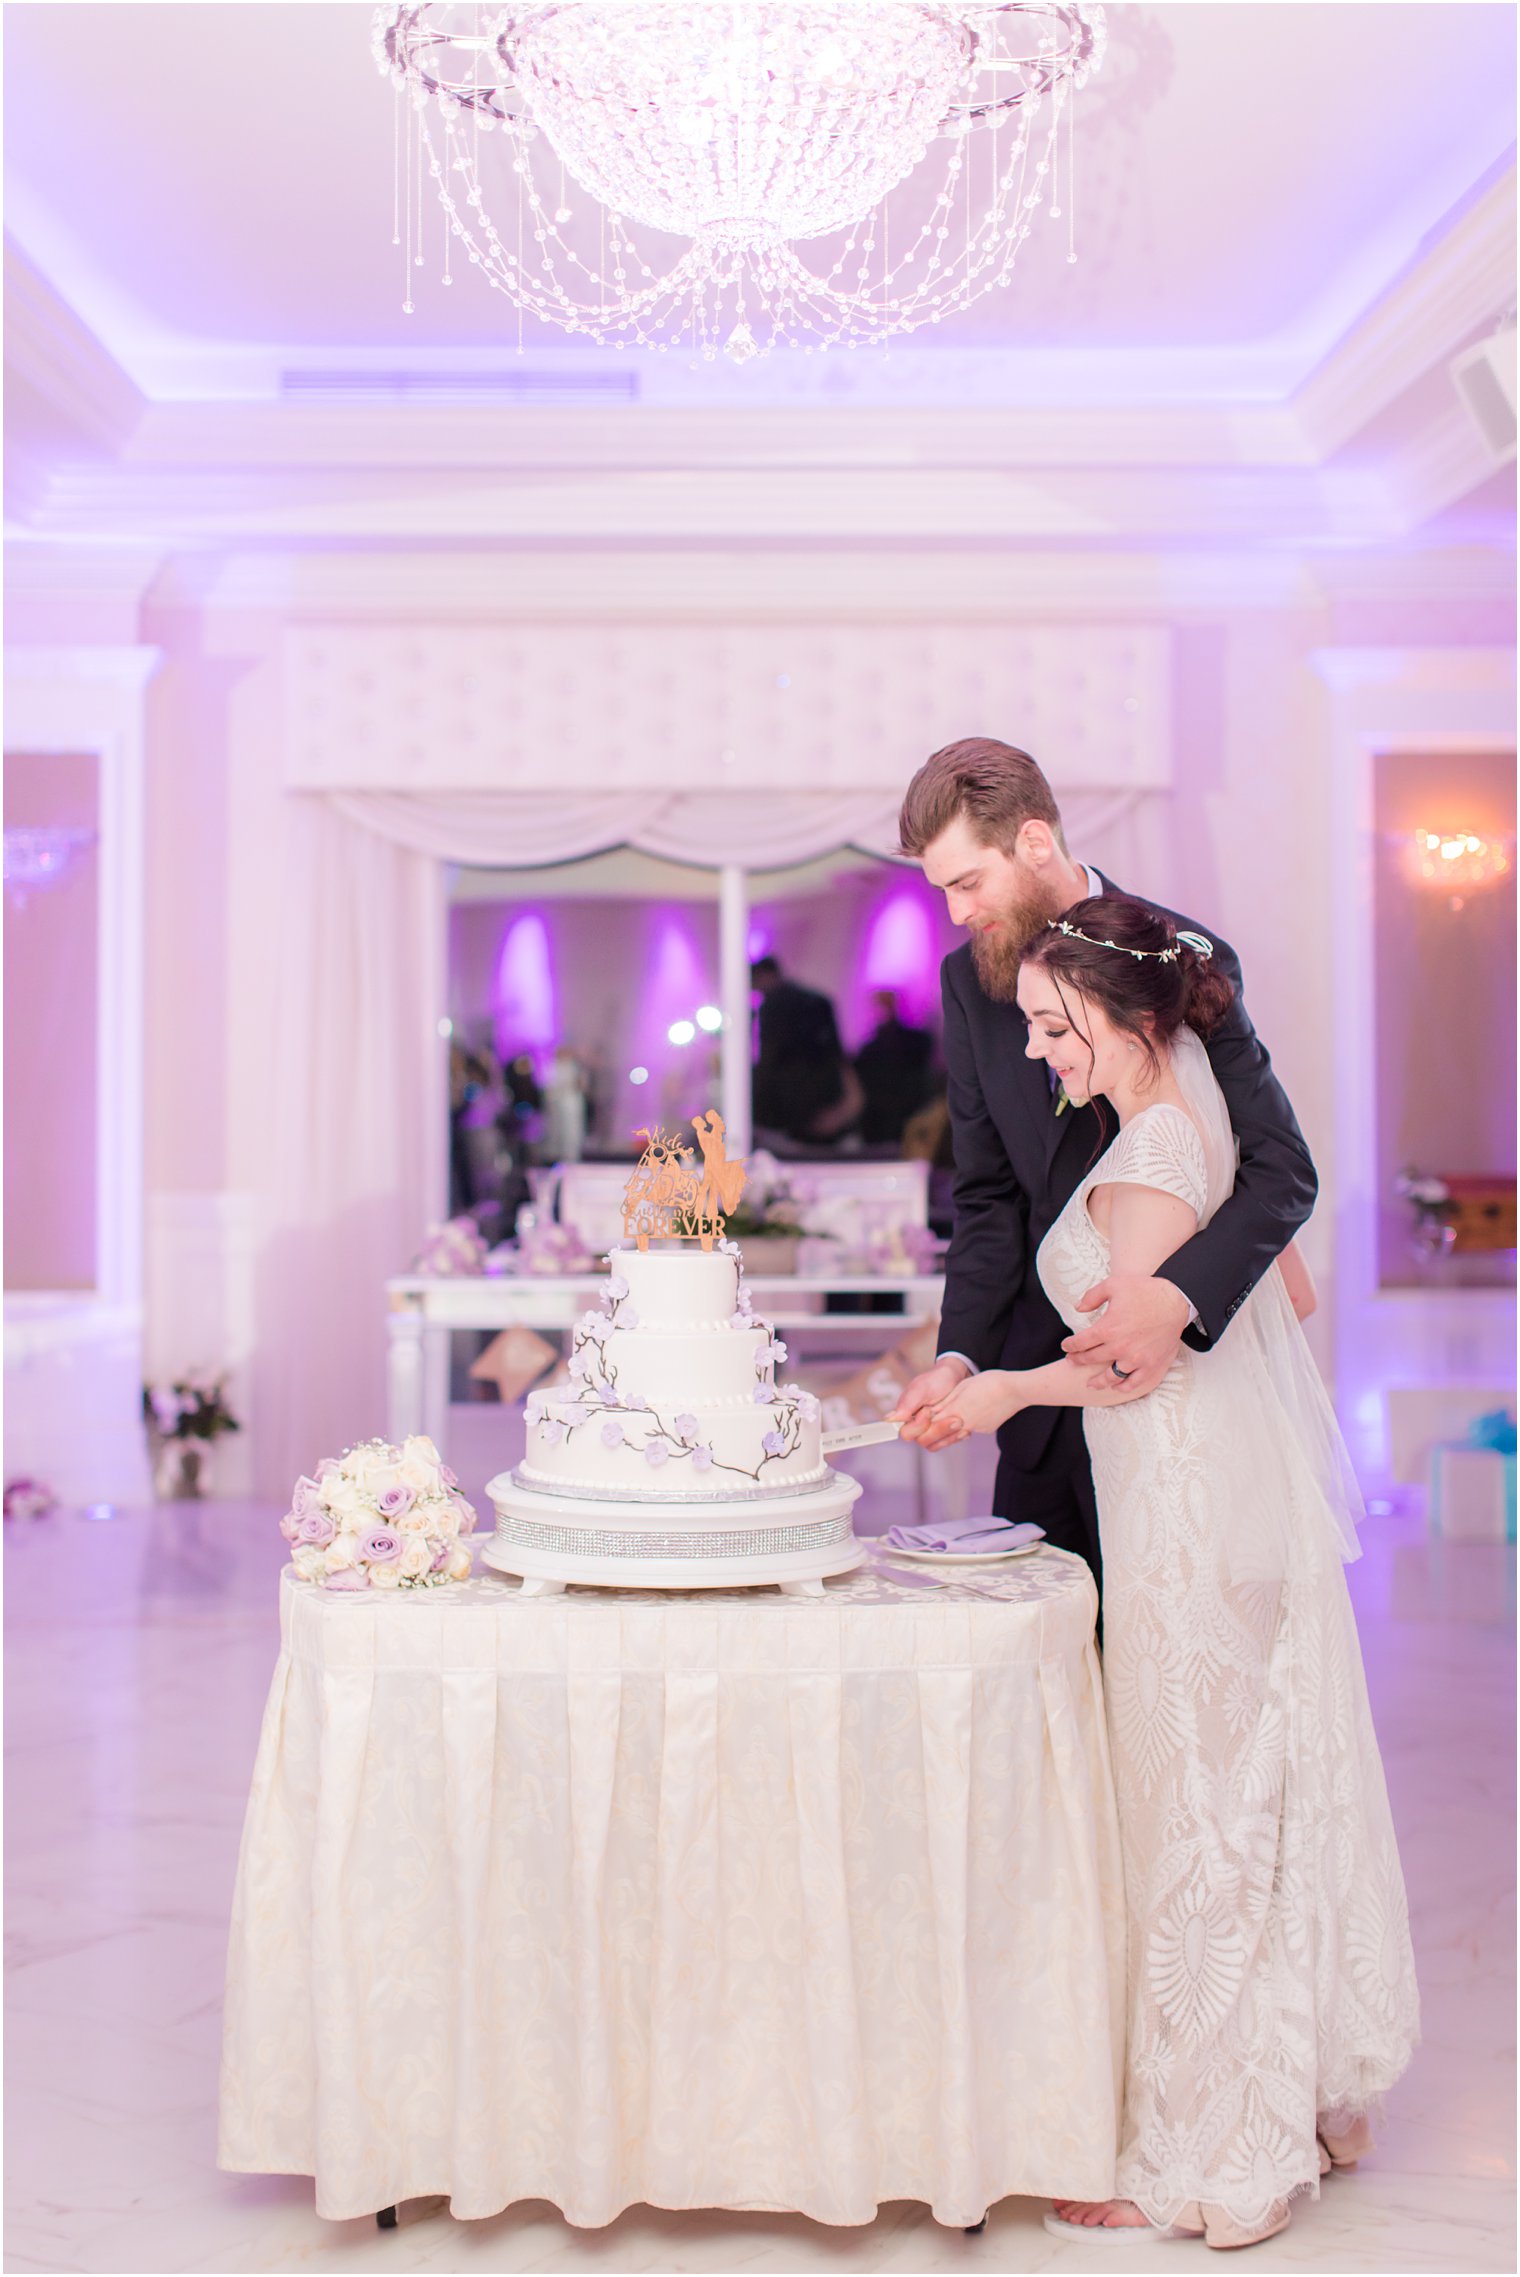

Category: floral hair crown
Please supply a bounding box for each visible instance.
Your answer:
[1046,918,1214,964]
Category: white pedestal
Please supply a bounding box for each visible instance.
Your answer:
[482,1470,865,1593]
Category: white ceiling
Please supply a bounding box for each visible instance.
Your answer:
[3,1,1515,404]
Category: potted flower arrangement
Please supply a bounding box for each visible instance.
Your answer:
[142,1371,241,1499]
[281,1435,476,1590]
[722,1153,806,1275]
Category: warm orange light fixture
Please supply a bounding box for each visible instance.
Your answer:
[1404,827,1514,909]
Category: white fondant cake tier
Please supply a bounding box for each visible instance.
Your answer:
[521,1239,825,1504]
[619,1244,737,1328]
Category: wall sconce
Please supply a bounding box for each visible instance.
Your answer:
[1402,828,1514,912]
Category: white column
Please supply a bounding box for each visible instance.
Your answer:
[718,863,751,1156]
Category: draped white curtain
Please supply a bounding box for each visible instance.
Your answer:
[256,786,1171,1495]
[329,787,1161,872]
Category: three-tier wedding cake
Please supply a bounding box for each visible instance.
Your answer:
[483,1118,863,1593]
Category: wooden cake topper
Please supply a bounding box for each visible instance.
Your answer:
[621,1113,748,1251]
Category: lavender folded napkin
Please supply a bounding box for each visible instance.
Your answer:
[883,1515,1046,1554]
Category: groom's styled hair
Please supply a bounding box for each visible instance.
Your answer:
[897,738,1068,860]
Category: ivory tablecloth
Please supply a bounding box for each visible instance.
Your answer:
[219,1552,1124,2228]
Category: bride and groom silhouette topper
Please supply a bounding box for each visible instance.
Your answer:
[621,1113,748,1251]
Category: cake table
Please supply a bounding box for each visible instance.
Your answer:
[218,1550,1125,2231]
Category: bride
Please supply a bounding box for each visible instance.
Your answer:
[928,895,1419,2250]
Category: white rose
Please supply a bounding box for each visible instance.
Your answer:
[292,1544,325,1583]
[399,1536,432,1579]
[368,1559,402,1590]
[402,1434,441,1470]
[322,1474,366,1519]
[348,1444,398,1495]
[398,1459,437,1495]
[446,1545,473,1581]
[324,1534,359,1573]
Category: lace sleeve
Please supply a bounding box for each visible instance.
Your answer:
[1089,1105,1208,1221]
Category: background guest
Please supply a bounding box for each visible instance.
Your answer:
[854,988,938,1148]
[751,953,857,1144]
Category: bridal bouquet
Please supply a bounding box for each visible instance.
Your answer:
[281,1435,477,1591]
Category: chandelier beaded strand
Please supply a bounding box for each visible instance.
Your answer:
[374,3,1104,361]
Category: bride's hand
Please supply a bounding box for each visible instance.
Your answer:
[926,1370,1024,1442]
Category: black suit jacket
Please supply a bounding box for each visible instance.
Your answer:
[936,876,1318,1470]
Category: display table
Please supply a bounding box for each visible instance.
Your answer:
[219,1552,1123,2230]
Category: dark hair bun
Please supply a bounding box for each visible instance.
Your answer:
[1180,943,1234,1039]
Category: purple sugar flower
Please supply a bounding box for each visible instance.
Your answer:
[761,1429,785,1457]
[296,1509,336,1547]
[753,1383,775,1404]
[539,1419,566,1446]
[627,1392,649,1410]
[568,1353,590,1380]
[598,1384,619,1407]
[674,1413,698,1442]
[643,1439,670,1468]
[606,1275,629,1303]
[323,1567,370,1592]
[601,1421,624,1448]
[621,1308,640,1330]
[691,1445,714,1472]
[797,1393,821,1423]
[361,1527,403,1564]
[376,1483,414,1521]
[770,1338,788,1364]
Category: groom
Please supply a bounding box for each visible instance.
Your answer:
[892,739,1317,1591]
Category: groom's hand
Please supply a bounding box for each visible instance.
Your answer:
[892,1357,973,1452]
[1064,1274,1190,1393]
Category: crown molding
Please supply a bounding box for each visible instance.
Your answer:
[153,544,1325,628]
[1380,398,1514,532]
[3,236,143,457]
[1292,170,1517,460]
[1308,644,1514,697]
[21,459,1399,549]
[119,398,1309,473]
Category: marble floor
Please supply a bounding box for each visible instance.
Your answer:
[5,1468,1514,2275]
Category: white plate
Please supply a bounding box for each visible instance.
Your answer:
[873,1539,1045,1565]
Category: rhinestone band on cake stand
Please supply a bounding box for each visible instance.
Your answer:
[482,1470,865,1596]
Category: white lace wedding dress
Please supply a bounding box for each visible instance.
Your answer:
[1038,1041,1420,2229]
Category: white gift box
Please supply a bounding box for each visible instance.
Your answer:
[1427,1444,1514,1542]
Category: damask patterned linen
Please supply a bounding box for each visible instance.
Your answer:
[219,1557,1125,2228]
[1039,1102,1420,2234]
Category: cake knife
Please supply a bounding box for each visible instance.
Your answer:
[821,1419,903,1454]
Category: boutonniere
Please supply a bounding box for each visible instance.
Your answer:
[1053,1082,1089,1117]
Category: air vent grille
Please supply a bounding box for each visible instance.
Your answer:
[278,368,640,404]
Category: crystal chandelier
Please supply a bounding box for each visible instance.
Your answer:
[373,3,1105,361]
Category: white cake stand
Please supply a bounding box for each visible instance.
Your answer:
[482,1468,864,1596]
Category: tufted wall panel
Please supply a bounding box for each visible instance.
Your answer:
[283,623,1172,793]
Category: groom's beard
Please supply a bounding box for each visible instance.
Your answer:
[968,880,1068,1001]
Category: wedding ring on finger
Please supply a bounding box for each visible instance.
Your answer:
[1109,1361,1134,1381]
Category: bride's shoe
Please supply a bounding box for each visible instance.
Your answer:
[1195,2200,1292,2250]
[1317,2113,1375,2170]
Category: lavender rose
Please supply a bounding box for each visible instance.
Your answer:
[296,1509,336,1547]
[441,1465,459,1489]
[323,1567,370,1592]
[360,1527,403,1564]
[292,1475,326,1520]
[376,1483,414,1521]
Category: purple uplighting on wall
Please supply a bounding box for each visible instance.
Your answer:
[858,885,939,1029]
[493,913,557,1070]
